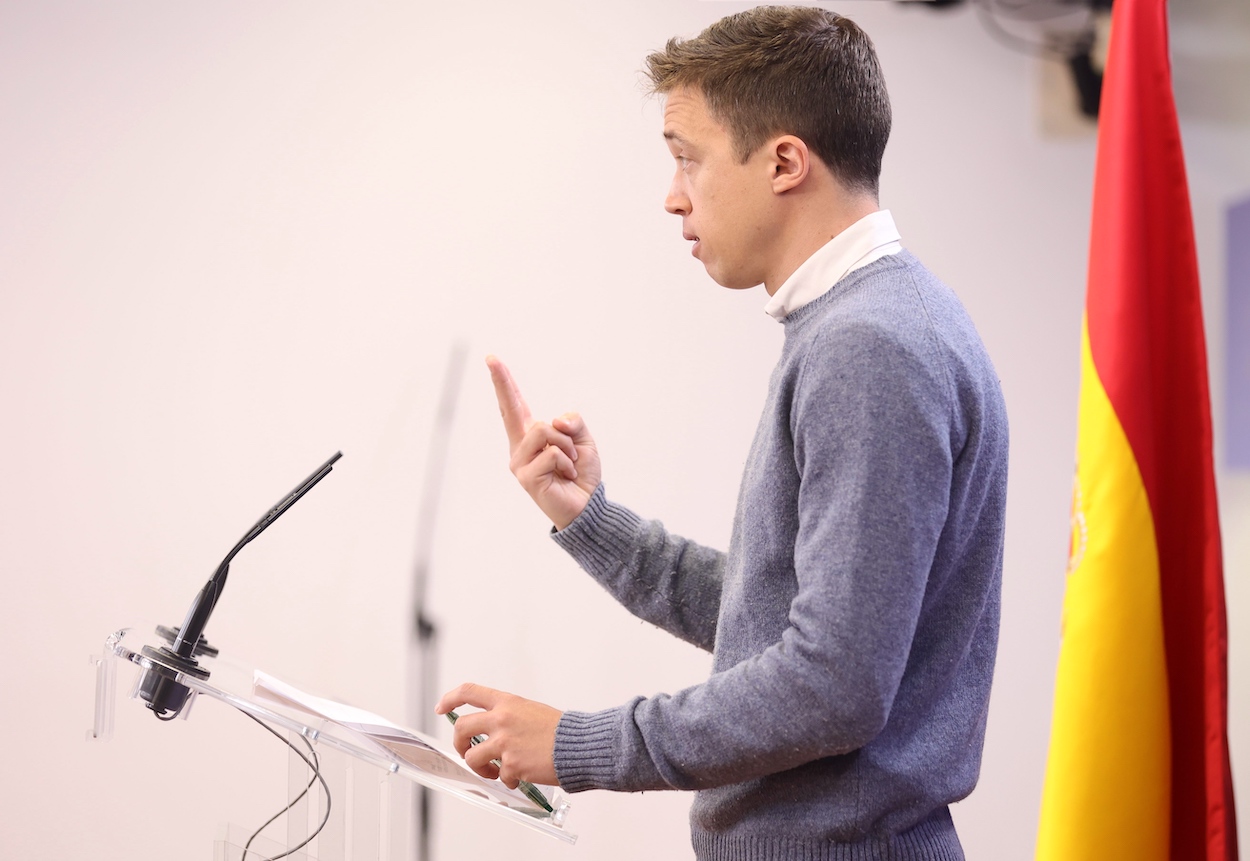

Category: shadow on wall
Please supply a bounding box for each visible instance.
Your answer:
[1172,0,1250,125]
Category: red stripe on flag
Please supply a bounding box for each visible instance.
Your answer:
[1082,0,1236,858]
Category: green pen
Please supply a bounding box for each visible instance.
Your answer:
[445,710,554,813]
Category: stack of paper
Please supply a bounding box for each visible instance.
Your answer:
[252,670,546,812]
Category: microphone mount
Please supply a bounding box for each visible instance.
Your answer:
[138,452,343,719]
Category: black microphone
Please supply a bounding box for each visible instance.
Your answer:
[139,452,343,719]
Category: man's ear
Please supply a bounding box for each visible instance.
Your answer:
[770,135,810,194]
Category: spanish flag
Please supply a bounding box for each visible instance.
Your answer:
[1035,0,1238,859]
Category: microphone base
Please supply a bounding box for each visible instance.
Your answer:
[138,644,211,719]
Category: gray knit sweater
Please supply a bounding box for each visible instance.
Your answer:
[550,252,1009,861]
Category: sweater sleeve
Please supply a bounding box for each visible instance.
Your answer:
[551,482,725,653]
[553,315,958,793]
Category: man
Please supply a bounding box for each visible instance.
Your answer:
[436,7,1009,859]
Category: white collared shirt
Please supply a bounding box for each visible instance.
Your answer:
[763,210,903,321]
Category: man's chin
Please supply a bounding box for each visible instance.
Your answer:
[706,269,764,292]
[695,254,763,291]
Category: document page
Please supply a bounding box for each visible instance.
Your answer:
[252,670,544,811]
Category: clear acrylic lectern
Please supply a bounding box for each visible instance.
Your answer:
[92,622,576,860]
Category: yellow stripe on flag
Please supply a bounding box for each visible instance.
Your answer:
[1036,317,1171,860]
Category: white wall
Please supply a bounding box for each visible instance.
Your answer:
[0,1,1245,859]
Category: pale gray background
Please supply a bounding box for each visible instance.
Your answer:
[0,1,1246,859]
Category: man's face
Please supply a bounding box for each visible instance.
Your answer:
[662,87,781,291]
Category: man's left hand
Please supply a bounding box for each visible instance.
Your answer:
[435,683,562,789]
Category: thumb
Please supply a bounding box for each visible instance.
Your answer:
[553,412,592,444]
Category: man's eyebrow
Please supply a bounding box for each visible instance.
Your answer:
[663,130,686,144]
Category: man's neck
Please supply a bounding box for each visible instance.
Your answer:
[763,194,880,296]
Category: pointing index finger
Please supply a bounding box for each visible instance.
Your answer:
[486,355,534,448]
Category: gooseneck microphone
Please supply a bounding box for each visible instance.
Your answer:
[139,452,343,719]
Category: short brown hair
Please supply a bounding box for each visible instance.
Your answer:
[645,6,891,197]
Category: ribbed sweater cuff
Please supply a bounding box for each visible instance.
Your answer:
[550,483,643,579]
[552,707,626,793]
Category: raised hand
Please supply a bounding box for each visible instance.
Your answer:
[487,355,601,530]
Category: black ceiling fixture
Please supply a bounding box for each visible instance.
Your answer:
[894,0,1113,120]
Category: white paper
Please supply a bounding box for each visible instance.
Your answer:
[252,670,542,810]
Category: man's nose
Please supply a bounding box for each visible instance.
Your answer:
[664,173,690,216]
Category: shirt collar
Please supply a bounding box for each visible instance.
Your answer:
[763,210,903,321]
